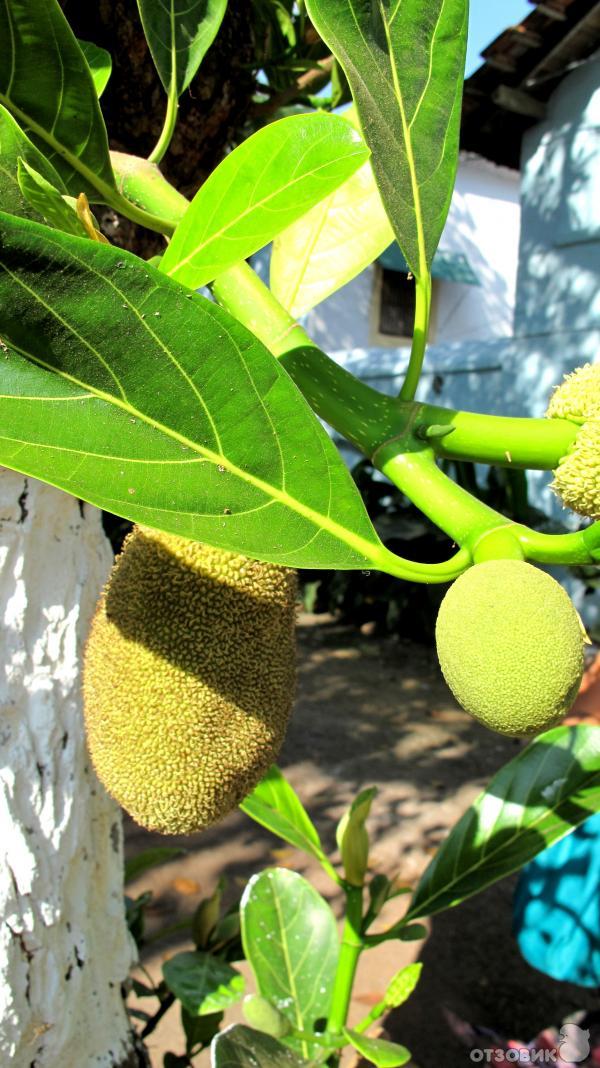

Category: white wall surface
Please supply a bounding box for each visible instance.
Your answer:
[298,153,521,352]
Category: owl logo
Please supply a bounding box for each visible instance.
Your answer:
[558,1024,590,1063]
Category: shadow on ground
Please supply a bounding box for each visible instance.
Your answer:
[124,615,596,1066]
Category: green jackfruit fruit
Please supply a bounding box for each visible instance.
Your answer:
[83,527,297,834]
[435,560,584,736]
[546,362,600,422]
[546,364,600,519]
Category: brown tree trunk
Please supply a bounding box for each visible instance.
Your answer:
[62,0,257,255]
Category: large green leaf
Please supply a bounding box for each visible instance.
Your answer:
[159,113,369,289]
[211,1025,309,1068]
[406,726,600,921]
[137,0,228,96]
[78,39,112,98]
[0,104,67,220]
[304,0,468,278]
[0,0,115,197]
[0,213,387,569]
[163,951,245,1016]
[240,765,322,857]
[270,107,394,317]
[240,869,338,1060]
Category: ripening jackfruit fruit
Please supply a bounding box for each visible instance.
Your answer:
[546,363,600,422]
[546,364,600,520]
[83,527,297,834]
[435,560,584,736]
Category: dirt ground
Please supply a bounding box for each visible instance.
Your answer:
[124,614,597,1067]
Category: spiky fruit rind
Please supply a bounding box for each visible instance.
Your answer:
[435,560,584,736]
[552,418,600,520]
[546,363,600,422]
[84,527,297,834]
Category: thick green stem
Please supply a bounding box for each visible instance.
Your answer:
[149,78,179,165]
[376,441,512,551]
[106,188,176,234]
[211,263,472,582]
[515,523,600,565]
[211,263,398,454]
[399,272,432,402]
[327,887,364,1039]
[420,403,578,471]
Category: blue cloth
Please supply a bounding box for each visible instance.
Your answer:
[513,812,600,988]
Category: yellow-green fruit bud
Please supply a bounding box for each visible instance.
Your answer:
[552,419,600,520]
[546,364,600,519]
[435,560,584,736]
[546,362,600,422]
[83,527,297,834]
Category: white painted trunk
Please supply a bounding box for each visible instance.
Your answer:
[0,471,139,1067]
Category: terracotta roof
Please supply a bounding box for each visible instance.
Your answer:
[461,0,600,168]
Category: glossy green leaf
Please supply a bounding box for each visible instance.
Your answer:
[78,39,112,98]
[124,846,186,884]
[0,104,67,220]
[137,0,228,95]
[17,160,87,237]
[270,107,394,317]
[0,213,386,569]
[406,726,600,921]
[159,112,369,289]
[211,1025,309,1068]
[305,0,468,278]
[240,869,338,1060]
[240,766,322,855]
[344,1029,411,1067]
[0,0,115,197]
[163,951,244,1016]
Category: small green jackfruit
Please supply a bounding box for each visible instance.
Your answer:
[546,364,600,519]
[83,527,297,834]
[546,362,600,422]
[435,560,584,736]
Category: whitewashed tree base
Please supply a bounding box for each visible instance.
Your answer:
[0,471,139,1067]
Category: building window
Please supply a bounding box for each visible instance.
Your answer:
[378,267,416,338]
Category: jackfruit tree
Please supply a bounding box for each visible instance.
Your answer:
[0,0,599,1065]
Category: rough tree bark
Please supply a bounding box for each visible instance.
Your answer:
[63,0,257,258]
[0,471,140,1067]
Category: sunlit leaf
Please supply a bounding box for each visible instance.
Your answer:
[0,213,387,569]
[159,113,369,289]
[344,1029,411,1067]
[137,0,228,95]
[305,0,468,278]
[240,869,338,1060]
[240,765,322,856]
[0,0,115,198]
[406,726,600,920]
[163,951,244,1016]
[271,107,394,317]
[78,39,112,98]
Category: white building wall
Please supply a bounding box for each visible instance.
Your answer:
[297,153,521,352]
